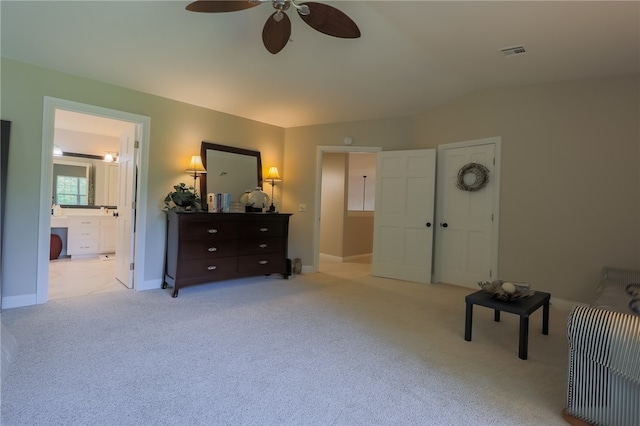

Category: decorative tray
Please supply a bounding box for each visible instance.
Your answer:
[478,280,534,302]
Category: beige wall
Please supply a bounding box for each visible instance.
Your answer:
[283,118,413,267]
[319,153,375,259]
[411,75,640,302]
[3,57,637,305]
[343,214,374,258]
[320,153,346,256]
[1,58,284,299]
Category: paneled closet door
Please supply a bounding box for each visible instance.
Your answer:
[372,149,436,283]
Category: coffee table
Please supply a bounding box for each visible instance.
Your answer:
[464,290,550,360]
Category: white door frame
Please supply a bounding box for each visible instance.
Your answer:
[37,97,150,304]
[312,145,382,273]
[433,136,501,284]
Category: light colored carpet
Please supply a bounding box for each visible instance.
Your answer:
[1,262,570,425]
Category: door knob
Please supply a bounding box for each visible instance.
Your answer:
[441,222,448,228]
[426,222,432,227]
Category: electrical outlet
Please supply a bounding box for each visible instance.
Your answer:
[299,204,307,212]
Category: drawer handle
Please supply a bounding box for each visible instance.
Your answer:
[207,228,218,234]
[258,260,268,265]
[259,227,269,232]
[207,265,217,271]
[259,244,268,249]
[208,247,218,252]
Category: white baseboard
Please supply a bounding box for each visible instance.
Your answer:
[2,293,38,309]
[319,253,341,262]
[550,296,585,311]
[137,279,163,291]
[343,253,372,262]
[1,280,163,308]
[301,265,315,274]
[319,253,372,263]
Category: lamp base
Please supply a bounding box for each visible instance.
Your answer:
[267,204,277,213]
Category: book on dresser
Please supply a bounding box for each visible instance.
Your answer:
[163,211,292,297]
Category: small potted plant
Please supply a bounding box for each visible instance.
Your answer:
[164,183,203,211]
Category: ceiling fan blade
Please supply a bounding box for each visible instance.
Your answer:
[262,12,291,54]
[297,2,360,39]
[186,1,260,13]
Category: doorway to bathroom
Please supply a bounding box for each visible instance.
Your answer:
[37,97,150,303]
[48,110,133,299]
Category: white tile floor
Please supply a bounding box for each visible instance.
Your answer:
[48,255,128,300]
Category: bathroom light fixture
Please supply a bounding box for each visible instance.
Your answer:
[185,155,207,192]
[265,166,282,213]
[103,152,114,162]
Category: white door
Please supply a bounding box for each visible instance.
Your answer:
[115,126,137,288]
[434,140,499,288]
[107,163,119,206]
[372,149,436,283]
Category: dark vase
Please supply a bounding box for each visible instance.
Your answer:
[50,234,62,260]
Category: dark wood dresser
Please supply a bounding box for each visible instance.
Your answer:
[163,211,292,297]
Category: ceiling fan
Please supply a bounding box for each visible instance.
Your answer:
[186,0,361,54]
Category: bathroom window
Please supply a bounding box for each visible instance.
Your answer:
[52,160,91,206]
[56,175,87,205]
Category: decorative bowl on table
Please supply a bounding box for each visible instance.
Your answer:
[478,280,535,302]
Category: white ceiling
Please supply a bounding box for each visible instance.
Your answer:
[54,110,131,155]
[2,1,639,129]
[55,110,135,138]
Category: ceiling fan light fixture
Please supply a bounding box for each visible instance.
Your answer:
[186,0,360,54]
[271,0,291,12]
[292,2,310,15]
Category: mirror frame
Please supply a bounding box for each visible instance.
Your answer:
[199,142,263,207]
[52,151,117,209]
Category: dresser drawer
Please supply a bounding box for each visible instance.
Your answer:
[239,221,286,238]
[178,257,238,280]
[69,217,101,227]
[68,225,100,240]
[180,219,238,240]
[179,239,238,259]
[68,240,100,255]
[238,253,286,275]
[164,211,291,297]
[237,237,284,256]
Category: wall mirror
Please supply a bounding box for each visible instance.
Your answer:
[52,153,119,208]
[200,142,262,205]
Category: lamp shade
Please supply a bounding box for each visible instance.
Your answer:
[265,166,281,181]
[186,155,207,174]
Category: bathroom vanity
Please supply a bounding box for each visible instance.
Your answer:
[51,214,116,258]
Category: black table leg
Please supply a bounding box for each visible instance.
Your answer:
[465,302,473,341]
[494,309,501,322]
[542,301,549,335]
[519,315,529,360]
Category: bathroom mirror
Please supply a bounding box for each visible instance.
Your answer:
[52,153,119,208]
[200,142,262,206]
